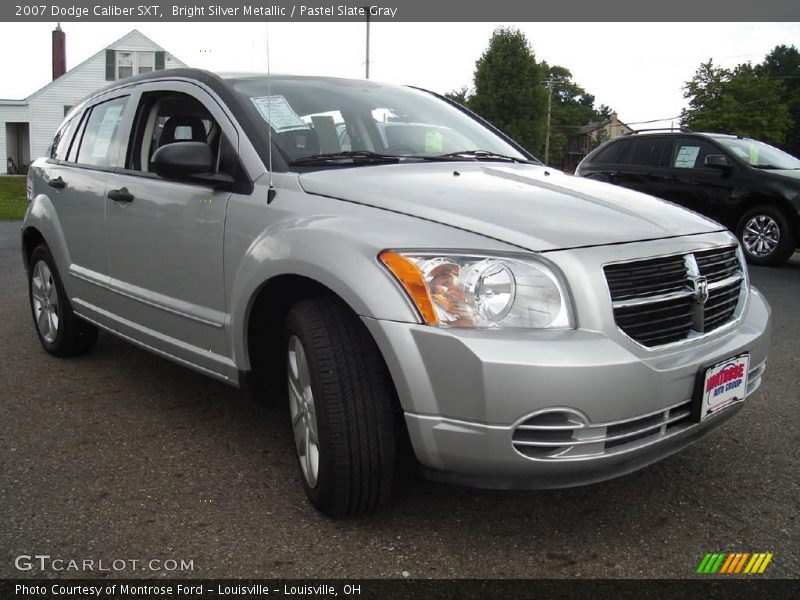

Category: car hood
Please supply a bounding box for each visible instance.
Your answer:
[298,162,724,252]
[763,168,800,182]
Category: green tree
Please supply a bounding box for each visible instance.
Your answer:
[681,59,792,145]
[542,63,612,164]
[444,86,472,106]
[757,44,800,155]
[468,27,547,155]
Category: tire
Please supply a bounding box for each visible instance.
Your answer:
[736,205,797,266]
[283,297,396,517]
[28,244,98,357]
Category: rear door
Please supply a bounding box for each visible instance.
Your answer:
[46,94,131,310]
[612,135,671,197]
[104,81,244,377]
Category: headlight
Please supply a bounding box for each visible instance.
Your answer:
[26,179,34,204]
[379,250,573,329]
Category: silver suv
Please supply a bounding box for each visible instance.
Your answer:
[23,69,771,516]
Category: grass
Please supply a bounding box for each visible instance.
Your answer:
[0,176,28,220]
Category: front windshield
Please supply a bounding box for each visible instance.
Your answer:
[230,76,531,165]
[716,138,800,170]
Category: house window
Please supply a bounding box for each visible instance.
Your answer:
[116,51,156,79]
[138,52,155,74]
[117,51,134,79]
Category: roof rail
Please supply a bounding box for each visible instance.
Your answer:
[625,127,692,136]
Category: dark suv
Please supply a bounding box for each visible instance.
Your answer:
[575,131,800,265]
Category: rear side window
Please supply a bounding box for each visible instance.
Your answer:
[629,137,668,167]
[76,96,129,168]
[669,138,722,169]
[49,115,80,160]
[591,140,632,165]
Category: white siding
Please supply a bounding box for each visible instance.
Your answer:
[111,30,163,51]
[27,51,107,160]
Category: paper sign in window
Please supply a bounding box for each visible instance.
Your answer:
[250,96,308,132]
[674,145,700,168]
[91,104,124,159]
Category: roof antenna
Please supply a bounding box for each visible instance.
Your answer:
[266,20,276,204]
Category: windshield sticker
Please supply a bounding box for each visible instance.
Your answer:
[424,130,444,153]
[674,145,700,168]
[250,96,308,132]
[749,144,759,165]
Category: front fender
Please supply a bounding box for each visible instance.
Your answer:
[223,181,520,371]
[227,222,422,370]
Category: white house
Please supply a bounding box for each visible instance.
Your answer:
[1,27,187,174]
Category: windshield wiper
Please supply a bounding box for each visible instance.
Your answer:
[437,150,533,163]
[752,163,785,170]
[290,150,401,166]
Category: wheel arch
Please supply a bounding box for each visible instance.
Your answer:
[238,272,407,414]
[730,194,800,234]
[21,225,46,274]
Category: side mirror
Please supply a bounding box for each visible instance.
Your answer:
[704,154,731,169]
[151,141,233,189]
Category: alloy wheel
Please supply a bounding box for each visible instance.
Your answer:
[287,335,320,488]
[742,215,780,258]
[31,261,59,343]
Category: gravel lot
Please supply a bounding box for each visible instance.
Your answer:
[1,220,797,579]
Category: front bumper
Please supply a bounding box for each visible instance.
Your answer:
[362,287,771,489]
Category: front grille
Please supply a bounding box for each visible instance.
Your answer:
[696,246,739,282]
[604,246,745,348]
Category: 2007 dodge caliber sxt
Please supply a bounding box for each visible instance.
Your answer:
[23,69,771,516]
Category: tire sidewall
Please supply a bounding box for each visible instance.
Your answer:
[736,206,796,266]
[29,246,68,352]
[283,307,338,512]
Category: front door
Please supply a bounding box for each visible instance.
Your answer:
[104,83,240,378]
[656,137,738,224]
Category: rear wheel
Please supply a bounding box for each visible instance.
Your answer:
[736,205,797,266]
[283,297,396,517]
[28,244,98,356]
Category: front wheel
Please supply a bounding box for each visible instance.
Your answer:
[28,244,98,356]
[736,205,797,266]
[284,297,397,517]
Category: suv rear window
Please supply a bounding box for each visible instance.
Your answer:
[591,140,632,165]
[50,115,80,161]
[629,137,668,167]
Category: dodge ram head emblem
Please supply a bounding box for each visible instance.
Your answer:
[693,276,709,305]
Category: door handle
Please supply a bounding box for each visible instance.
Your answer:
[108,187,134,203]
[47,177,66,189]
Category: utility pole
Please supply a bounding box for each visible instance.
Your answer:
[365,8,370,79]
[543,79,557,165]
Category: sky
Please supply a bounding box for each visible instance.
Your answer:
[0,22,798,130]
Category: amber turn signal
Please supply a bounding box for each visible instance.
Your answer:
[379,251,439,325]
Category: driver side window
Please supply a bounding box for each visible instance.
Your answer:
[126,91,218,173]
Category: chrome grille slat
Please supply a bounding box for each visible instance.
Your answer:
[604,246,745,348]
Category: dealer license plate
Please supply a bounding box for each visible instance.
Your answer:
[697,354,749,421]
